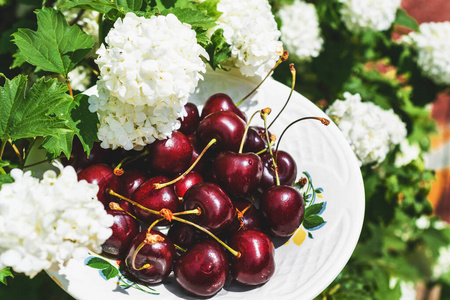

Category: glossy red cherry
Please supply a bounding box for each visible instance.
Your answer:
[212,151,263,197]
[172,171,203,198]
[174,239,229,297]
[132,176,180,225]
[259,150,297,191]
[121,169,147,199]
[225,198,263,237]
[196,111,246,153]
[77,164,122,208]
[228,229,275,285]
[178,102,200,135]
[102,210,139,258]
[259,185,305,237]
[147,131,192,175]
[167,222,202,250]
[200,93,247,122]
[182,182,234,234]
[243,126,270,153]
[125,230,175,284]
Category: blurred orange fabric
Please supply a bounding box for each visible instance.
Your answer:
[401,0,450,222]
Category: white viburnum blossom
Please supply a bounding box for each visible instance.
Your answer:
[0,162,113,278]
[338,0,401,32]
[326,92,407,166]
[395,139,421,167]
[214,0,283,77]
[89,12,208,150]
[433,246,450,280]
[68,64,92,91]
[278,0,324,61]
[402,22,450,86]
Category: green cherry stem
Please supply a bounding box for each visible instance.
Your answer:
[262,109,280,186]
[171,215,241,258]
[268,63,296,129]
[114,149,150,176]
[238,110,262,154]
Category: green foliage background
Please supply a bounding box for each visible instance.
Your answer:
[0,0,449,299]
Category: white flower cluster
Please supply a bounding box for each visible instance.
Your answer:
[214,0,283,77]
[394,139,421,167]
[326,92,407,166]
[278,0,323,61]
[0,162,113,278]
[433,245,450,280]
[338,0,401,32]
[89,12,208,150]
[402,22,450,86]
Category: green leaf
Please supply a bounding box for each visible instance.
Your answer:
[305,202,325,218]
[197,0,221,20]
[0,267,13,285]
[41,93,98,159]
[0,74,73,142]
[205,28,231,70]
[303,215,325,230]
[0,174,14,188]
[86,257,112,269]
[101,265,119,280]
[12,8,95,77]
[59,0,116,15]
[116,0,143,11]
[394,8,419,32]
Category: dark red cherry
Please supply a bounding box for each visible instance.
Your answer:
[187,134,207,172]
[173,171,203,198]
[168,222,201,250]
[132,176,180,225]
[197,111,246,153]
[228,229,275,285]
[212,151,263,197]
[178,102,200,135]
[259,150,297,191]
[102,210,139,258]
[201,93,247,122]
[62,139,113,173]
[77,164,122,208]
[259,185,305,237]
[225,198,263,237]
[174,239,229,297]
[147,131,192,175]
[122,169,147,199]
[182,182,234,234]
[243,126,270,153]
[124,230,175,284]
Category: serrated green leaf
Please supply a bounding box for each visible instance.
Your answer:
[86,257,112,269]
[303,215,325,230]
[197,0,221,20]
[305,202,325,218]
[102,265,119,280]
[116,0,143,11]
[41,93,98,159]
[394,8,419,32]
[0,267,13,285]
[0,75,73,141]
[12,8,94,77]
[59,0,116,14]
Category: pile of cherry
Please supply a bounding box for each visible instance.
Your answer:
[66,92,329,297]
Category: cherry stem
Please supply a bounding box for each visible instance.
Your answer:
[174,244,187,253]
[131,241,153,271]
[147,217,165,233]
[238,110,262,154]
[236,50,289,107]
[171,215,241,258]
[172,208,201,217]
[109,202,141,222]
[268,63,296,129]
[108,189,160,216]
[114,149,150,176]
[153,138,217,190]
[262,112,280,186]
[275,117,330,156]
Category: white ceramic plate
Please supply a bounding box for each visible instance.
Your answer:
[45,69,365,300]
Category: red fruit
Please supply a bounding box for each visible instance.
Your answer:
[147,131,192,175]
[174,239,229,297]
[132,176,180,225]
[200,93,247,122]
[178,102,200,135]
[260,185,305,237]
[259,150,297,191]
[212,151,263,197]
[182,182,234,234]
[229,229,275,285]
[125,230,175,284]
[102,210,139,258]
[173,171,203,198]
